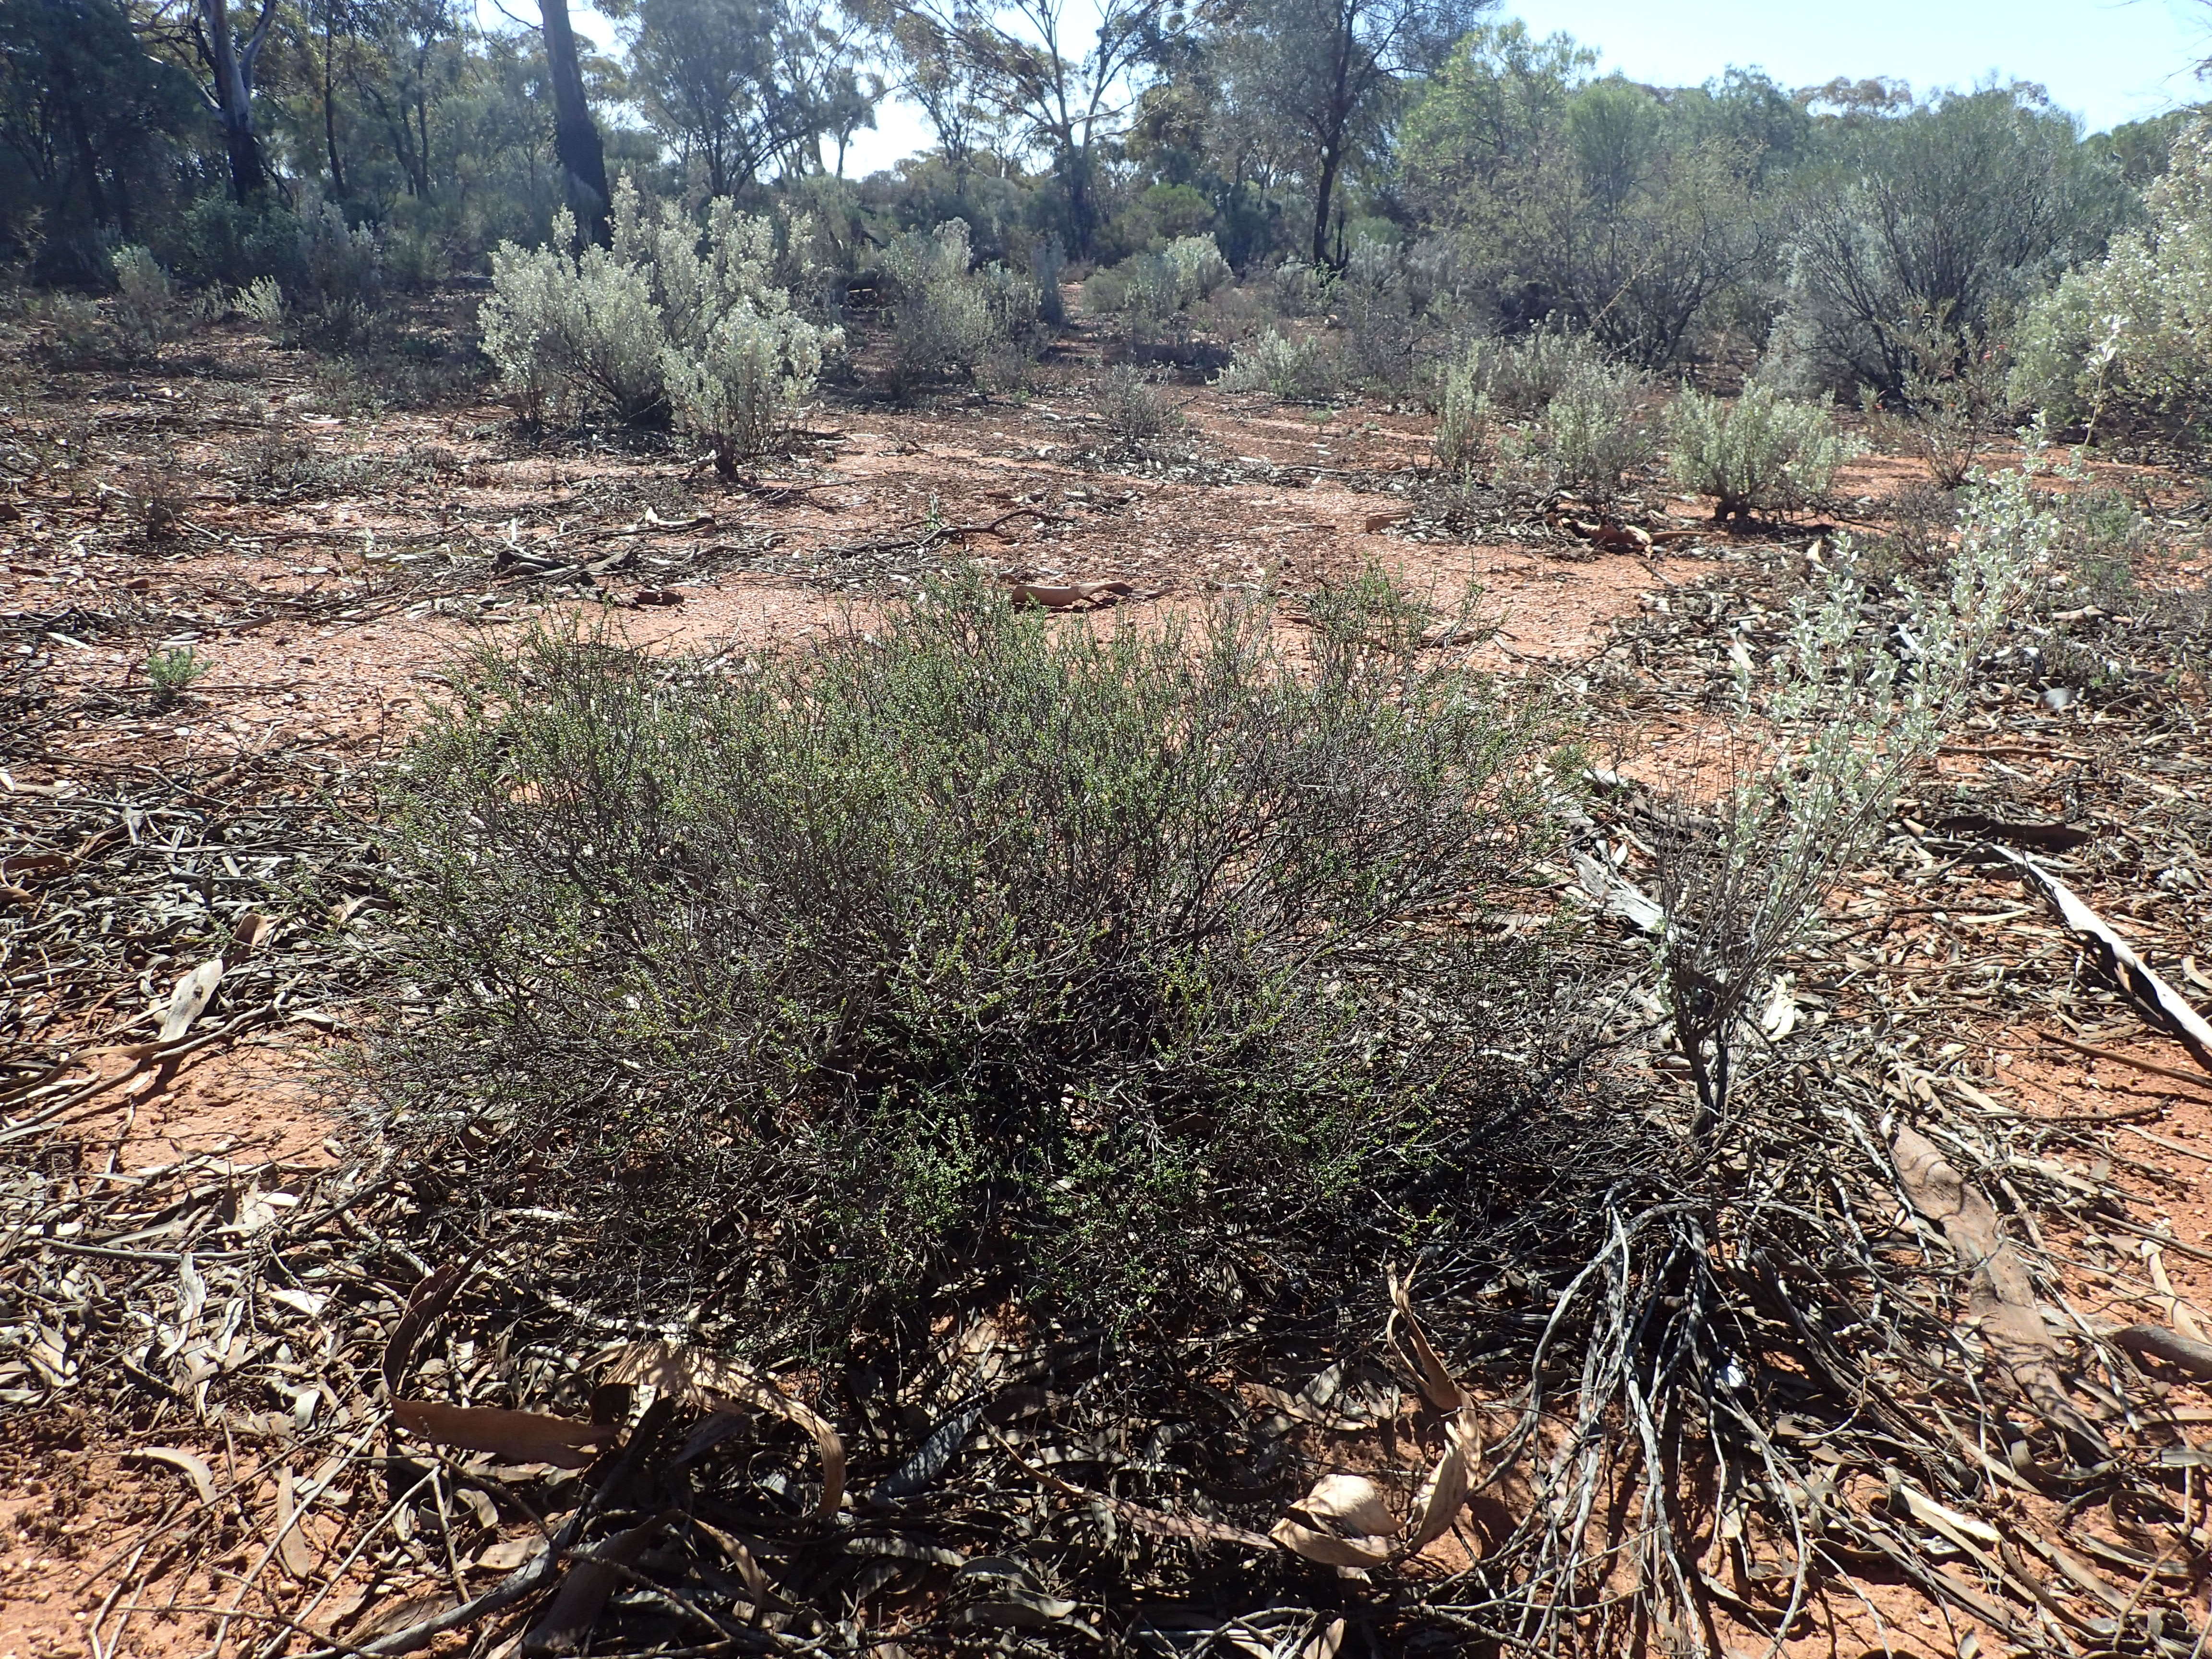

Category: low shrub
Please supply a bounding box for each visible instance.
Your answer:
[1268,257,1331,318]
[663,306,830,479]
[1524,357,1653,505]
[1095,363,1183,448]
[481,179,836,456]
[286,204,386,349]
[1449,330,1614,418]
[144,646,205,704]
[108,245,185,359]
[1433,352,1494,472]
[879,220,1042,396]
[1665,382,1863,520]
[1335,240,1429,396]
[1219,327,1344,402]
[375,572,1566,1343]
[1864,309,2016,488]
[1121,235,1231,330]
[1030,237,1068,325]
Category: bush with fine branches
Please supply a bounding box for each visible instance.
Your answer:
[373,572,1568,1346]
[480,178,836,459]
[1665,381,1862,519]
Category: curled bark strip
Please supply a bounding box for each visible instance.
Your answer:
[594,1340,844,1517]
[1386,1268,1465,1413]
[1994,845,2212,1075]
[1892,1126,2111,1460]
[381,1259,471,1396]
[389,1401,613,1468]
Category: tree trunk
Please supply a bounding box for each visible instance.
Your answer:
[1310,145,1341,267]
[323,0,345,196]
[537,0,610,244]
[202,0,267,201]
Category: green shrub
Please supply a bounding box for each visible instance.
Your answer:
[1665,382,1863,519]
[482,213,664,422]
[663,306,829,479]
[1433,353,1494,472]
[1095,363,1183,448]
[145,646,205,703]
[375,573,1565,1343]
[1448,330,1614,417]
[2012,118,2212,439]
[1268,258,1330,318]
[1120,235,1232,329]
[481,179,836,446]
[287,204,386,349]
[1865,308,2016,488]
[1030,237,1068,325]
[1525,356,1653,504]
[880,219,1042,395]
[1219,327,1344,402]
[1080,264,1130,315]
[108,244,183,358]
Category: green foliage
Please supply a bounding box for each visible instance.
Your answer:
[879,219,1043,395]
[481,178,836,446]
[108,245,184,359]
[1665,382,1863,519]
[1863,308,2017,487]
[1447,329,1615,418]
[1095,363,1183,448]
[1650,463,2050,1118]
[628,0,875,200]
[1520,355,1652,504]
[1120,235,1232,330]
[1433,354,1493,471]
[376,573,1566,1341]
[1778,86,2128,396]
[144,647,206,704]
[664,305,829,478]
[1219,327,1343,402]
[2012,118,2212,440]
[0,0,199,283]
[1401,31,1786,364]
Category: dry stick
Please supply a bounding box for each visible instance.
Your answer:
[2126,1123,2212,1168]
[2035,1027,2212,1098]
[297,1522,625,1659]
[202,1419,381,1659]
[257,1464,442,1659]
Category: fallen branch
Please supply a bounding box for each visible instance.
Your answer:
[2034,1027,2212,1097]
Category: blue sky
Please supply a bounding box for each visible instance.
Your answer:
[1508,0,2208,132]
[569,0,2212,176]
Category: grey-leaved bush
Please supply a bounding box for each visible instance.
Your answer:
[1665,381,1862,520]
[879,219,1043,395]
[2012,118,2212,440]
[375,571,1567,1345]
[1220,327,1344,401]
[1650,458,2050,1121]
[1099,235,1232,336]
[1521,356,1652,505]
[481,178,837,465]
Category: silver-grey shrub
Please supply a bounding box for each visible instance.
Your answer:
[1665,381,1863,520]
[1219,328,1344,402]
[481,178,837,460]
[880,220,1043,395]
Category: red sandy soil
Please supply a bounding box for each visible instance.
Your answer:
[8,319,2211,1659]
